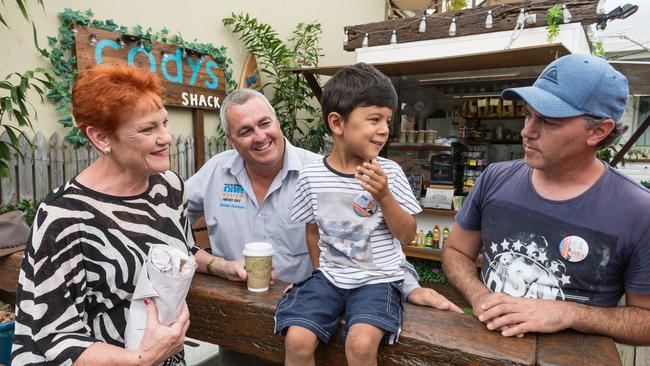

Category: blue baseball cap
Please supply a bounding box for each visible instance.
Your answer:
[502,54,628,124]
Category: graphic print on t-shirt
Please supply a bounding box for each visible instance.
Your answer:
[318,191,381,270]
[480,201,618,305]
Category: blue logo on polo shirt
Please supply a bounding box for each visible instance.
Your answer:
[220,183,245,209]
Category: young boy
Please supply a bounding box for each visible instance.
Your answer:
[274,63,421,365]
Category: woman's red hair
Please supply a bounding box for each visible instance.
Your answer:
[72,64,165,136]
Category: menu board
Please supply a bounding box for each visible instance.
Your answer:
[430,152,454,185]
[405,173,423,198]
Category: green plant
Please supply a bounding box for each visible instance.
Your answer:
[546,4,563,43]
[410,258,448,284]
[446,0,467,11]
[0,0,56,177]
[223,13,327,153]
[0,198,36,226]
[592,39,606,56]
[47,8,237,146]
[641,181,650,189]
[0,69,54,176]
[0,0,41,27]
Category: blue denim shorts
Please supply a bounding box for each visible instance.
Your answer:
[274,270,403,344]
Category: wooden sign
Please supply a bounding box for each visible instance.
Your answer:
[73,24,227,110]
[239,54,263,93]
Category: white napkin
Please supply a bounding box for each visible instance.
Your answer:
[124,244,197,350]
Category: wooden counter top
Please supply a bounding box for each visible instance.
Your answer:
[0,250,621,365]
[185,273,621,365]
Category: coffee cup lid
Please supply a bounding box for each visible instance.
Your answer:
[242,242,274,257]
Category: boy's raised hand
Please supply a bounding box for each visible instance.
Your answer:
[356,160,389,202]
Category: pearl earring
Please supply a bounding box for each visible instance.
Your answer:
[103,147,112,155]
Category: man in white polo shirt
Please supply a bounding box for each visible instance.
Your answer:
[186,88,463,364]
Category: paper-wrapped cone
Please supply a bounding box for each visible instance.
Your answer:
[124,244,197,350]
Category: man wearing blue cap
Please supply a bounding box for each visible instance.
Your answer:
[442,53,650,345]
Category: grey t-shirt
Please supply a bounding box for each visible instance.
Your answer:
[456,159,650,307]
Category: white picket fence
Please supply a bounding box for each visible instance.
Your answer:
[0,131,230,204]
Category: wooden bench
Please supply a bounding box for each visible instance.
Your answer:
[186,273,621,365]
[0,250,622,365]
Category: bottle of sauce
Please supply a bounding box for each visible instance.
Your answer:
[442,226,450,248]
[416,230,425,247]
[433,225,441,249]
[425,231,433,248]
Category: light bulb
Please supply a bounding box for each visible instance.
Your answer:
[89,34,97,46]
[117,36,125,48]
[517,9,525,24]
[563,5,572,23]
[586,24,597,41]
[182,48,188,58]
[418,16,426,33]
[136,40,143,48]
[390,30,397,45]
[449,18,457,36]
[485,10,493,28]
[71,28,78,38]
[597,0,606,15]
[362,33,369,47]
[163,52,169,61]
[343,29,349,47]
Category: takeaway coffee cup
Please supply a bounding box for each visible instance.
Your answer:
[243,242,274,292]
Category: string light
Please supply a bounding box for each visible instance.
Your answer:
[162,51,169,61]
[88,34,97,46]
[562,5,572,23]
[418,16,427,33]
[449,17,457,36]
[343,2,587,49]
[182,48,188,58]
[586,24,597,41]
[485,10,493,29]
[516,9,525,24]
[136,40,144,48]
[71,28,78,38]
[597,0,607,15]
[117,36,126,48]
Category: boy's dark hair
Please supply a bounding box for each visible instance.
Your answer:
[320,62,397,133]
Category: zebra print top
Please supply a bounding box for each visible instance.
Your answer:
[11,171,198,366]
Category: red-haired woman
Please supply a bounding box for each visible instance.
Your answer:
[11,65,217,366]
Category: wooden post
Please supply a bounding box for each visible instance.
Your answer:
[49,133,64,190]
[611,115,650,167]
[33,133,49,202]
[303,72,323,104]
[18,134,34,202]
[192,108,205,171]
